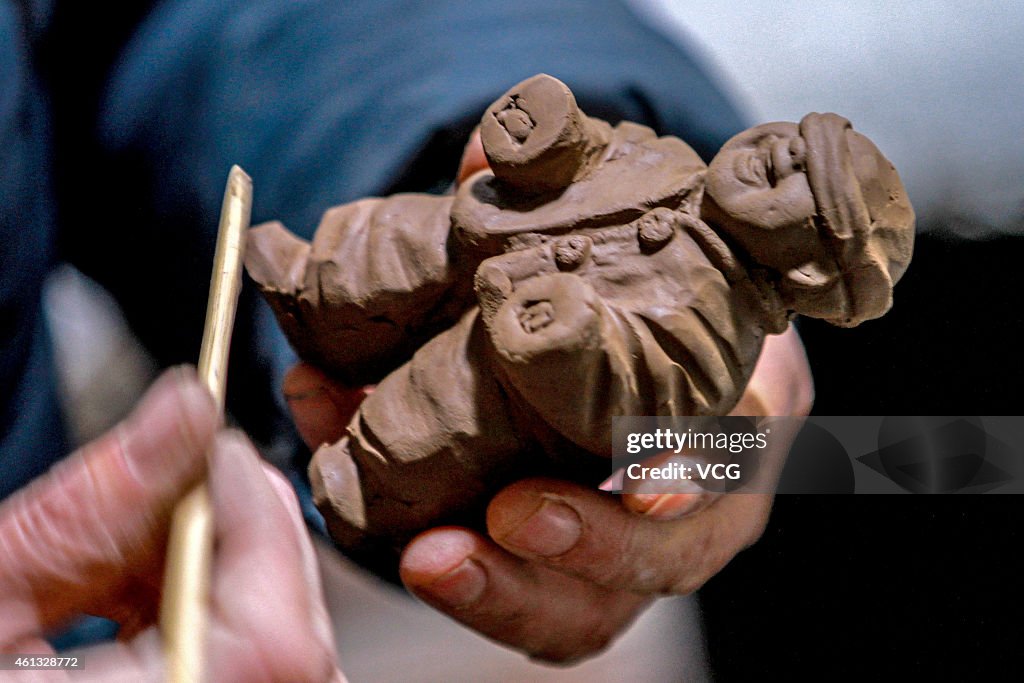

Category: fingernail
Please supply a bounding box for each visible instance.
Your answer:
[421,558,486,608]
[628,492,703,519]
[501,499,581,557]
[628,493,662,514]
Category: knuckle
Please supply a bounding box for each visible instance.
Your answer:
[2,472,114,587]
[741,508,771,549]
[592,520,648,589]
[666,504,772,595]
[665,523,719,595]
[591,516,702,595]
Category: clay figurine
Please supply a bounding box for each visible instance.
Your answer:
[245,74,914,570]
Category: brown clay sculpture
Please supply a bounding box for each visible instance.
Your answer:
[245,74,914,570]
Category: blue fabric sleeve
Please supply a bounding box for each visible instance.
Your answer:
[0,0,66,495]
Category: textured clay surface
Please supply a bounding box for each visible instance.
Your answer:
[245,74,914,572]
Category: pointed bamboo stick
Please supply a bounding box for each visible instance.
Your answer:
[160,165,252,683]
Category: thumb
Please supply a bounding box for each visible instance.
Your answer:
[0,366,217,640]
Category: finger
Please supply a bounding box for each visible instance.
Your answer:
[622,489,711,518]
[487,478,773,596]
[283,362,369,449]
[263,461,336,654]
[206,430,338,683]
[400,527,650,663]
[619,452,721,519]
[455,128,489,186]
[0,367,217,640]
[730,324,813,417]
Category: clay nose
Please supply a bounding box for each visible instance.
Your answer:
[245,221,311,295]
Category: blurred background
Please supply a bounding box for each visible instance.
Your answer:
[642,0,1024,231]
[40,1,1022,680]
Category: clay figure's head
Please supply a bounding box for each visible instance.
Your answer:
[703,113,914,326]
[480,74,607,194]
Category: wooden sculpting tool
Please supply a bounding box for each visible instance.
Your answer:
[160,165,252,683]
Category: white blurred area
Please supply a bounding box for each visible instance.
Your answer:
[43,266,157,444]
[634,0,1024,229]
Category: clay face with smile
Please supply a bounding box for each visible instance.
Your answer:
[704,122,830,276]
[708,123,813,231]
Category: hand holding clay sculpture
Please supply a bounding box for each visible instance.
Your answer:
[246,74,914,570]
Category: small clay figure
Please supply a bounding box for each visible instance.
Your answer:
[245,75,914,570]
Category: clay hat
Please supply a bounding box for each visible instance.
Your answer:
[800,113,915,326]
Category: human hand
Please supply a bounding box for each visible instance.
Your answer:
[284,326,810,662]
[401,325,811,662]
[0,368,343,682]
